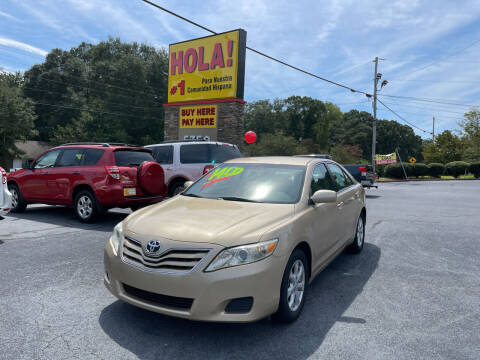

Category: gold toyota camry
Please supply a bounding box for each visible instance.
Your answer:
[104,156,366,322]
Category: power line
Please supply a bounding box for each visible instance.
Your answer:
[139,0,370,96]
[22,85,163,111]
[378,94,479,108]
[9,97,153,119]
[406,39,480,76]
[377,98,431,134]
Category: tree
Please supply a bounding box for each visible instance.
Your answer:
[330,144,364,164]
[23,38,168,145]
[246,131,308,156]
[459,107,480,161]
[0,72,37,167]
[422,130,464,163]
[313,102,341,149]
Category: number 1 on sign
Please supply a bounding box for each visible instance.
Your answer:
[170,80,185,96]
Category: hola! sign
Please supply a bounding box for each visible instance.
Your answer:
[376,153,397,165]
[180,105,217,128]
[168,29,247,103]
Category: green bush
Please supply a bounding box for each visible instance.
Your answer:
[428,163,444,178]
[385,162,413,178]
[413,163,429,178]
[469,161,480,178]
[445,161,470,178]
[376,165,385,178]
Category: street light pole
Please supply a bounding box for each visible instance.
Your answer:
[372,57,379,173]
[432,116,435,141]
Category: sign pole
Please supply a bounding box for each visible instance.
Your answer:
[396,148,408,180]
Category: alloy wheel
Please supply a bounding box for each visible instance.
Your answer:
[287,259,305,312]
[77,195,93,219]
[11,188,18,209]
[356,217,364,247]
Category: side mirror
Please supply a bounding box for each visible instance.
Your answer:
[311,190,337,204]
[183,181,194,190]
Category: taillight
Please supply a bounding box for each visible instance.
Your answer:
[1,168,6,184]
[358,166,367,176]
[105,166,120,180]
[203,165,215,174]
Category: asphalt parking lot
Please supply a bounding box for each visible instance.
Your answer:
[1,180,479,360]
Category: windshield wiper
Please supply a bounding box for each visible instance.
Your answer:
[218,196,259,203]
[182,193,203,198]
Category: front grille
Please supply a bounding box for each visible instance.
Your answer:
[122,236,210,273]
[123,283,194,310]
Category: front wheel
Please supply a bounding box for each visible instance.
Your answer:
[273,249,308,323]
[347,214,365,254]
[8,183,27,213]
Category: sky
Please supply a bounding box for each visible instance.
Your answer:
[1,0,480,139]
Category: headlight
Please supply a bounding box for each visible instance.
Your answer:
[205,238,278,272]
[110,222,123,255]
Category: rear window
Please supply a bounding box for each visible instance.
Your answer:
[114,150,154,167]
[180,144,242,164]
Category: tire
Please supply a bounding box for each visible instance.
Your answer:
[347,214,365,254]
[168,179,186,197]
[8,183,27,213]
[74,190,103,223]
[273,248,309,323]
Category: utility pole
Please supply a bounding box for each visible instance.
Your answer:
[372,57,379,173]
[432,116,435,141]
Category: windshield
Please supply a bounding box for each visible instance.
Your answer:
[183,163,306,204]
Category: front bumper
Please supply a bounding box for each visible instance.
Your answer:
[104,238,286,322]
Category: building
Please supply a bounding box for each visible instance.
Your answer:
[9,140,50,171]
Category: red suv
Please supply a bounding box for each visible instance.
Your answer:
[7,143,167,222]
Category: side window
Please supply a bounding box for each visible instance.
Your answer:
[83,149,105,165]
[342,169,354,186]
[180,144,209,164]
[57,149,84,167]
[326,163,348,191]
[34,150,61,169]
[152,146,173,164]
[310,163,335,194]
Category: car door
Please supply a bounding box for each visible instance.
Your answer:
[325,163,359,247]
[49,148,85,202]
[22,149,61,200]
[297,163,340,274]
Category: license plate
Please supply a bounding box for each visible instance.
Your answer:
[123,188,136,196]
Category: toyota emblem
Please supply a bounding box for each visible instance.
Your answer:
[144,240,161,257]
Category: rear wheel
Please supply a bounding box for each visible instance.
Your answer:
[74,190,102,223]
[347,214,365,254]
[273,249,308,323]
[8,183,27,213]
[168,179,186,197]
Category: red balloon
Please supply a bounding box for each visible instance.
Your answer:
[244,131,257,144]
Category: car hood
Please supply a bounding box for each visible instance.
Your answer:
[124,195,294,247]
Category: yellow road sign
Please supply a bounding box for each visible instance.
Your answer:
[409,157,417,164]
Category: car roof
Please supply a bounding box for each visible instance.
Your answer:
[53,144,150,151]
[225,156,328,166]
[145,141,236,147]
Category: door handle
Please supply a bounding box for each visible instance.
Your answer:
[42,172,49,175]
[72,172,80,175]
[337,201,344,208]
